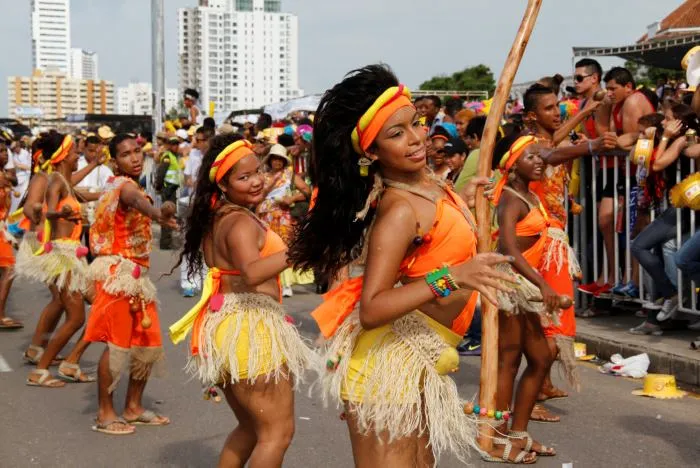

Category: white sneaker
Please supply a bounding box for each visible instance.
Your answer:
[656,296,679,322]
[282,287,293,298]
[643,298,664,311]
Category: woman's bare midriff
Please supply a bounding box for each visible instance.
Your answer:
[53,217,80,239]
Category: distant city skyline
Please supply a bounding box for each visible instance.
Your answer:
[1,0,685,117]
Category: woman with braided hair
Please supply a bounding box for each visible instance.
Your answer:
[169,134,316,466]
[288,64,514,466]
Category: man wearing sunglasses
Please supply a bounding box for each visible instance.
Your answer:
[574,59,610,139]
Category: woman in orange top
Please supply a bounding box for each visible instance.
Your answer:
[492,136,581,462]
[19,133,88,388]
[169,135,316,466]
[83,134,177,435]
[0,139,20,329]
[288,65,513,466]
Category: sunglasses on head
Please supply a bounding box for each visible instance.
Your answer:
[574,73,593,83]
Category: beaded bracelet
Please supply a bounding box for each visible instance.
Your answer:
[463,403,512,421]
[425,265,460,298]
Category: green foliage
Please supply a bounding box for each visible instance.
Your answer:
[419,64,496,94]
[624,60,684,87]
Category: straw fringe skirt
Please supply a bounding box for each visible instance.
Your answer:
[15,237,88,294]
[88,256,157,304]
[187,293,317,387]
[319,311,481,465]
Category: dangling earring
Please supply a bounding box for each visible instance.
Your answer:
[507,170,517,183]
[358,156,373,177]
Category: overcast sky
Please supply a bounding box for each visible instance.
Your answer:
[0,0,683,115]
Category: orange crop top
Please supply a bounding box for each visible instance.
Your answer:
[313,185,478,339]
[55,195,83,241]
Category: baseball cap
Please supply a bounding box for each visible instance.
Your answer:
[176,129,189,141]
[444,138,467,156]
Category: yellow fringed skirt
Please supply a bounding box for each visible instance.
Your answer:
[14,237,88,294]
[187,292,317,387]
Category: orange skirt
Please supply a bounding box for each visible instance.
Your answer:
[541,260,576,338]
[0,233,14,268]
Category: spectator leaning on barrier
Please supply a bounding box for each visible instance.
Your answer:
[629,104,700,335]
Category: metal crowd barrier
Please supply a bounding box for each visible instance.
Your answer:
[568,150,699,317]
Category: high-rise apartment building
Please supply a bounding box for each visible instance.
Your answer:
[70,48,98,80]
[116,82,179,116]
[7,70,114,120]
[178,0,302,113]
[31,0,71,73]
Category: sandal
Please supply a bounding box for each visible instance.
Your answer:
[537,387,568,402]
[530,404,561,423]
[23,345,64,366]
[124,409,170,426]
[26,369,65,388]
[482,436,537,464]
[58,362,96,383]
[510,430,556,457]
[92,418,135,436]
[0,317,23,329]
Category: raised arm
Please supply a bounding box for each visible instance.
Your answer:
[552,100,600,145]
[119,181,176,227]
[541,133,617,167]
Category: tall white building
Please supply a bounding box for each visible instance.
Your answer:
[31,0,71,73]
[70,48,98,80]
[178,0,302,114]
[116,82,179,116]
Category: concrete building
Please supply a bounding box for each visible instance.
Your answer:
[7,70,114,120]
[116,82,179,116]
[31,0,71,73]
[70,48,98,80]
[178,0,302,114]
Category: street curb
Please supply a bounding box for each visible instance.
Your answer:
[576,332,700,387]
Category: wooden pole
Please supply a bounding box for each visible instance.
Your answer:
[475,0,543,451]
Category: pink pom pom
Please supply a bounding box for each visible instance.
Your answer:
[75,246,89,258]
[503,412,510,421]
[479,408,488,416]
[37,231,44,243]
[209,294,224,312]
[43,242,53,253]
[132,265,142,279]
[284,315,295,325]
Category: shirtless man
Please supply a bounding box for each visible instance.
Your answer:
[579,67,655,295]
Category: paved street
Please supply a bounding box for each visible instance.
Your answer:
[1,248,699,468]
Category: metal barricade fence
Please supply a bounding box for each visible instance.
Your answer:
[568,150,699,316]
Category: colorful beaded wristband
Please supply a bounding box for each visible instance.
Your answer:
[425,265,459,298]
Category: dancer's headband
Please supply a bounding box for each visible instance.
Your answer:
[40,135,74,172]
[351,85,413,155]
[209,140,254,183]
[492,135,538,205]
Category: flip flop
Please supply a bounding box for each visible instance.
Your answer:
[91,418,135,436]
[58,362,96,383]
[26,369,65,388]
[0,317,23,329]
[124,409,170,426]
[529,403,561,423]
[537,387,569,402]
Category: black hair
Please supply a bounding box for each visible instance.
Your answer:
[108,133,135,158]
[85,135,101,146]
[277,133,295,147]
[523,83,556,113]
[35,132,65,159]
[492,130,523,172]
[184,88,199,100]
[575,58,603,81]
[297,117,313,127]
[670,103,700,134]
[445,98,464,118]
[257,113,273,130]
[637,113,664,146]
[501,121,523,138]
[203,117,216,129]
[288,64,400,279]
[604,67,635,88]
[538,74,564,96]
[196,126,215,140]
[178,133,244,280]
[465,115,487,139]
[425,95,442,108]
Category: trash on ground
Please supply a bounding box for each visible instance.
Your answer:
[599,353,649,378]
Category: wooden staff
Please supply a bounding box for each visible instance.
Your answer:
[475,0,543,451]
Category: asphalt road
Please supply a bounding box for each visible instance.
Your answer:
[1,248,699,467]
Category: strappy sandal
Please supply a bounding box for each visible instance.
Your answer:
[26,369,65,388]
[23,345,63,366]
[530,403,561,423]
[58,362,96,383]
[537,386,568,402]
[510,430,556,457]
[92,418,135,436]
[482,436,537,464]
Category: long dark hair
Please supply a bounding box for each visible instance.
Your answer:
[177,133,243,280]
[287,64,399,280]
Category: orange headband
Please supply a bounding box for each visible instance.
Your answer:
[351,85,413,154]
[491,135,538,205]
[40,135,74,173]
[209,140,254,183]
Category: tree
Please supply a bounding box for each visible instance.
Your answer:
[419,64,496,94]
[624,60,684,88]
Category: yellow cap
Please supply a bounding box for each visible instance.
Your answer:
[632,374,687,399]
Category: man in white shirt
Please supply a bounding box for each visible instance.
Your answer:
[180,126,214,297]
[9,139,31,212]
[77,135,114,259]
